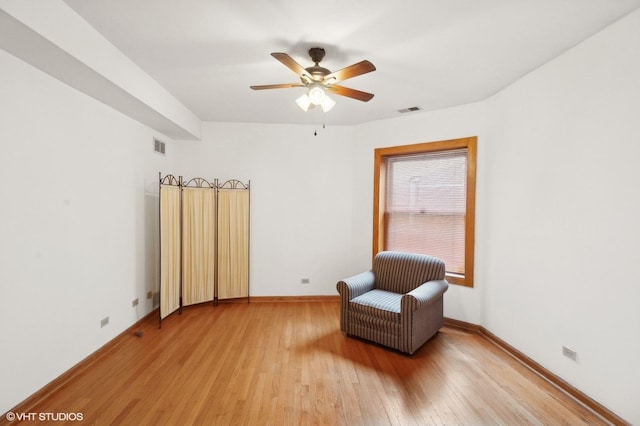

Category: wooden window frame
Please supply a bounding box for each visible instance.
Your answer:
[373,136,477,287]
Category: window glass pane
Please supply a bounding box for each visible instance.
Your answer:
[385,149,467,275]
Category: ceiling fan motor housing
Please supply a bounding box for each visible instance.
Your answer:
[305,48,330,82]
[309,47,325,64]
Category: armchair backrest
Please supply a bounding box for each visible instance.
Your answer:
[373,251,445,294]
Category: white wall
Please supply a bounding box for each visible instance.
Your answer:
[482,9,640,423]
[0,49,174,413]
[176,122,358,296]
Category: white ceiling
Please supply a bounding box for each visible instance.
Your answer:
[63,0,640,126]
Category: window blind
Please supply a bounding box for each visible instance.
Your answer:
[385,148,467,275]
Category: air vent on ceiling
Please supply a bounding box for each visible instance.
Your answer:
[397,106,422,114]
[154,138,166,155]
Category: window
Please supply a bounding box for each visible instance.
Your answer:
[373,136,477,287]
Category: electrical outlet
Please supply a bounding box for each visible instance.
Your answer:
[132,298,139,307]
[100,316,110,328]
[562,346,577,361]
[301,278,310,284]
[146,291,153,299]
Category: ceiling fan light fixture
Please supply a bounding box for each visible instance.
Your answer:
[308,84,326,105]
[295,93,312,111]
[320,95,336,112]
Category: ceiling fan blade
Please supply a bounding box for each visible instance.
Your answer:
[327,85,375,102]
[271,52,313,80]
[250,83,305,90]
[324,60,376,84]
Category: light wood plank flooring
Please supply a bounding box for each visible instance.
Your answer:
[6,302,610,425]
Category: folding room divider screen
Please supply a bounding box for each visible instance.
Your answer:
[159,174,250,324]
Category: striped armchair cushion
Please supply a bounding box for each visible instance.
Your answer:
[350,289,402,322]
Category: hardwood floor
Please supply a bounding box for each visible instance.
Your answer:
[5,301,611,425]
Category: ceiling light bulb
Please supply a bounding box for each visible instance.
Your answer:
[308,85,326,105]
[321,95,336,112]
[296,94,311,111]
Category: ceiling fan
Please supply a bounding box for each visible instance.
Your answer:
[250,47,376,112]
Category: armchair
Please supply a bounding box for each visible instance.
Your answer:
[336,251,448,354]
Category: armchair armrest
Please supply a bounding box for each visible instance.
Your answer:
[402,279,449,311]
[336,270,376,300]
